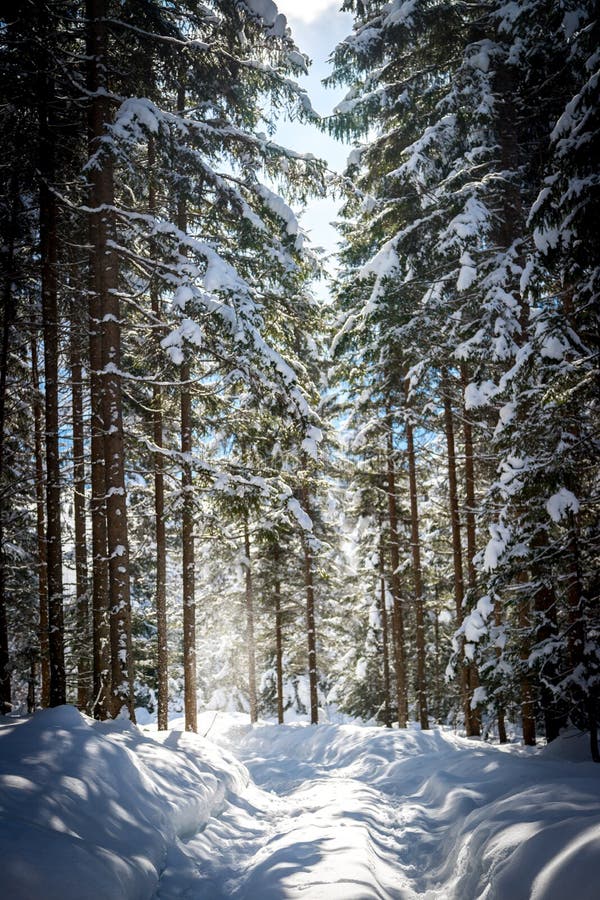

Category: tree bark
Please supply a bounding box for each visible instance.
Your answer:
[244,516,258,724]
[71,303,91,712]
[433,587,441,723]
[85,0,109,719]
[88,277,110,717]
[385,426,408,727]
[378,538,392,728]
[565,524,597,759]
[534,578,563,741]
[0,176,18,714]
[441,370,470,733]
[87,0,134,720]
[39,37,66,706]
[404,408,429,730]
[301,485,319,725]
[31,334,50,707]
[273,542,284,724]
[493,598,508,743]
[181,359,197,732]
[518,586,536,746]
[175,94,197,733]
[148,137,169,731]
[460,362,481,736]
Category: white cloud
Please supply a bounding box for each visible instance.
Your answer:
[276,0,341,25]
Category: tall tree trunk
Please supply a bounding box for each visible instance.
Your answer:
[88,281,110,717]
[493,599,508,744]
[433,586,441,723]
[148,137,169,731]
[385,426,408,727]
[176,91,197,734]
[154,380,168,730]
[273,542,284,725]
[565,524,598,760]
[71,303,91,711]
[378,538,392,728]
[0,175,18,714]
[244,516,258,724]
[87,0,134,720]
[518,584,536,746]
[441,370,471,733]
[301,485,319,725]
[181,359,197,733]
[31,334,50,708]
[404,406,429,730]
[533,576,564,742]
[39,38,66,707]
[460,362,481,736]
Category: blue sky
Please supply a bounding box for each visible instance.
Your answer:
[273,2,355,266]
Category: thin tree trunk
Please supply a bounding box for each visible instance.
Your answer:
[493,599,508,743]
[85,100,110,718]
[433,586,441,723]
[460,362,481,736]
[154,382,168,730]
[565,525,597,760]
[301,485,319,725]
[181,359,197,732]
[530,533,565,744]
[441,370,470,733]
[273,542,284,725]
[31,334,50,707]
[39,40,66,706]
[404,407,429,730]
[148,137,168,731]
[175,90,197,733]
[0,175,18,714]
[244,516,258,724]
[88,278,110,717]
[534,578,563,742]
[518,587,536,746]
[71,303,91,712]
[87,0,134,720]
[385,427,408,727]
[378,538,392,728]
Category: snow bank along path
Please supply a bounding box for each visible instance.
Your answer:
[1,707,599,899]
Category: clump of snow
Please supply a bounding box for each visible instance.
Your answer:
[112,97,160,139]
[301,424,323,460]
[464,378,496,409]
[355,657,367,680]
[484,522,511,570]
[546,487,580,522]
[384,0,418,28]
[255,182,300,239]
[244,0,280,28]
[456,250,477,291]
[287,496,313,531]
[540,334,570,360]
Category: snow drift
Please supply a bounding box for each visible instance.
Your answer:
[1,707,599,898]
[0,706,246,899]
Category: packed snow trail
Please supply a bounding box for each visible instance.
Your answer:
[158,713,600,899]
[2,708,600,899]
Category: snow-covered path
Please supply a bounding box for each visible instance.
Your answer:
[158,716,600,899]
[168,734,407,898]
[2,708,600,900]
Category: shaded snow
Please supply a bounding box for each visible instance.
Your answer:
[2,708,599,899]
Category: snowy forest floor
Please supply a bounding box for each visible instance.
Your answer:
[2,708,600,899]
